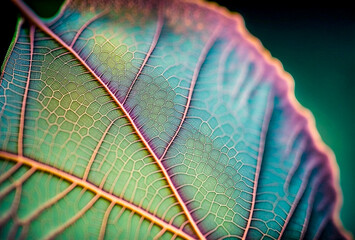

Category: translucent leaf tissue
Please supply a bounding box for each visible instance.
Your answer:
[0,0,350,239]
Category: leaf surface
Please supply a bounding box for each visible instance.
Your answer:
[0,0,348,239]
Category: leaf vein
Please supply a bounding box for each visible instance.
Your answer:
[0,151,194,240]
[44,194,100,239]
[160,24,222,161]
[243,90,274,240]
[18,25,35,156]
[122,3,164,104]
[69,10,109,48]
[12,1,212,238]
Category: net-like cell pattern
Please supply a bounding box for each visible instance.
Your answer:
[0,23,194,240]
[0,0,345,239]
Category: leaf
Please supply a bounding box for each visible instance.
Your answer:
[0,0,349,239]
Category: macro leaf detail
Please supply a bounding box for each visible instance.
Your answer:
[0,0,348,239]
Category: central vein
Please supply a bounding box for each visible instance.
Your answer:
[11,0,205,238]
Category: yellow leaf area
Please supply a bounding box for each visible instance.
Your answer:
[0,0,347,239]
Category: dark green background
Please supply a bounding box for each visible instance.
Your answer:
[2,0,354,237]
[227,5,354,236]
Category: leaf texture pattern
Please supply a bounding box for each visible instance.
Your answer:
[0,0,348,239]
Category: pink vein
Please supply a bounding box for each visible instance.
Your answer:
[122,4,164,105]
[291,165,326,239]
[160,25,221,161]
[18,25,35,156]
[69,10,109,48]
[11,0,202,238]
[242,90,274,240]
[0,150,193,240]
[278,159,321,239]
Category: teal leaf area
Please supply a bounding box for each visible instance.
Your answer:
[0,0,349,239]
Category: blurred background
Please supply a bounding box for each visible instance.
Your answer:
[216,3,355,235]
[2,0,354,236]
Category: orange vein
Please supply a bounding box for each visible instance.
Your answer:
[82,117,119,181]
[160,25,220,161]
[8,185,22,239]
[242,91,274,240]
[0,162,22,184]
[122,2,164,105]
[44,194,100,239]
[98,201,115,240]
[19,183,77,225]
[0,165,35,200]
[69,10,109,48]
[18,25,34,156]
[11,0,204,237]
[0,150,193,240]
